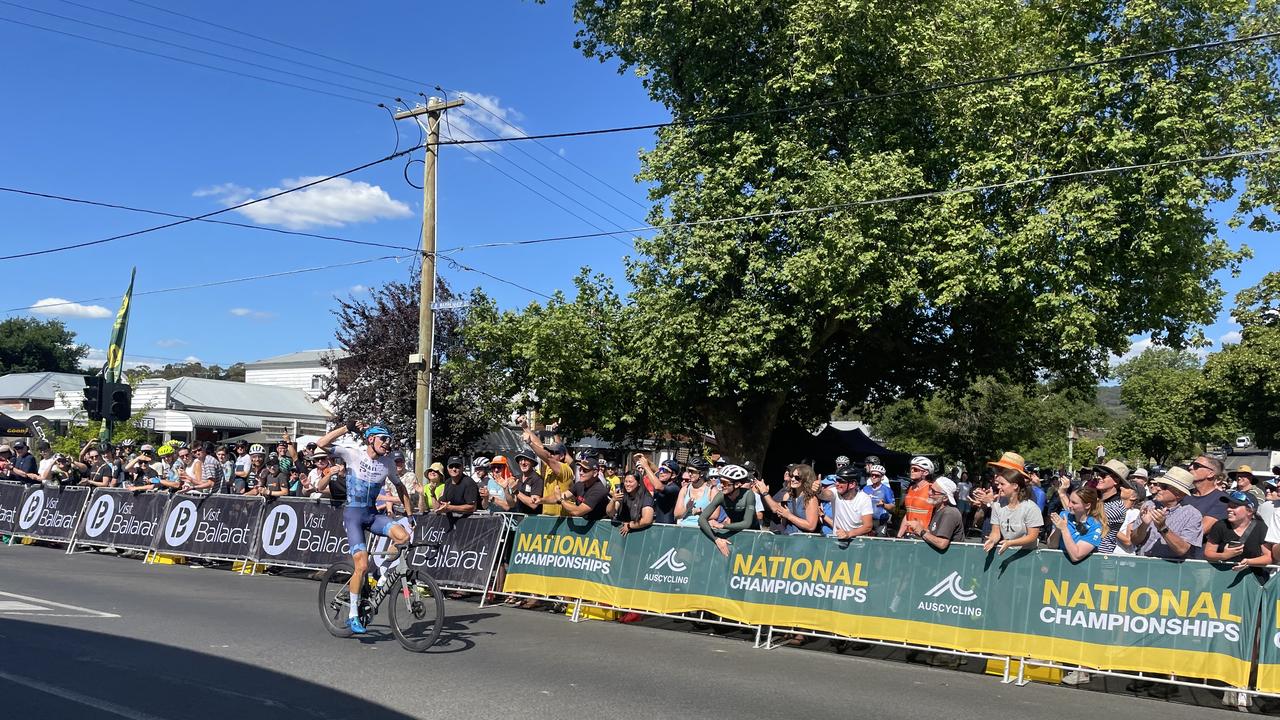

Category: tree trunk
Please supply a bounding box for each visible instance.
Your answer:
[704,391,789,471]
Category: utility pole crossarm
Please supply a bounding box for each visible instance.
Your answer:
[393,98,465,121]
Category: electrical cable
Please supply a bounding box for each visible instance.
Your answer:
[3,254,410,313]
[0,143,424,261]
[438,145,1280,252]
[426,31,1280,148]
[429,116,634,248]
[0,15,372,105]
[0,1,388,102]
[377,103,401,156]
[0,186,424,254]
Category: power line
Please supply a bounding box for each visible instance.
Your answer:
[3,254,410,313]
[1,1,388,102]
[0,186,424,255]
[0,15,372,105]
[439,145,1279,252]
[0,142,423,261]
[446,89,649,213]
[427,115,634,249]
[426,31,1280,148]
[55,0,415,98]
[122,0,430,90]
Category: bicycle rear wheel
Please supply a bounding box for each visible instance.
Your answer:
[387,572,445,652]
[317,559,356,638]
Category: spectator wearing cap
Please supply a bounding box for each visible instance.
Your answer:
[557,457,610,521]
[121,445,159,492]
[983,452,1043,555]
[8,440,38,482]
[638,453,682,524]
[35,440,55,478]
[675,458,715,527]
[481,457,518,512]
[1024,463,1046,512]
[906,476,965,552]
[897,457,936,538]
[315,454,350,505]
[1083,459,1130,554]
[1128,467,1203,560]
[1129,467,1150,493]
[1229,466,1266,506]
[1203,490,1272,578]
[519,420,573,518]
[1185,454,1229,537]
[600,460,622,493]
[862,464,896,535]
[232,441,252,489]
[512,450,546,515]
[819,466,875,540]
[757,464,821,535]
[435,456,480,519]
[303,448,331,498]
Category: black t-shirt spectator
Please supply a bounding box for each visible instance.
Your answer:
[1206,520,1269,577]
[1187,489,1231,524]
[569,479,610,521]
[651,481,680,524]
[328,472,347,504]
[442,479,480,509]
[13,453,37,477]
[92,461,117,486]
[515,474,545,515]
[613,487,654,524]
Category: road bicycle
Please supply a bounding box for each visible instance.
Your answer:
[317,540,445,652]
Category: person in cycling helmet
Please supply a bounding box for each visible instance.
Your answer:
[699,464,758,556]
[314,419,413,634]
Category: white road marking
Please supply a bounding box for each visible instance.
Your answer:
[0,600,44,611]
[0,670,174,720]
[0,590,119,618]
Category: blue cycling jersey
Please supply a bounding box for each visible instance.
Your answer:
[331,445,403,508]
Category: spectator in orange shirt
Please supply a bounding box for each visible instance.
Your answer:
[897,456,936,538]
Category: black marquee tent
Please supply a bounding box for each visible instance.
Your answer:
[763,423,911,483]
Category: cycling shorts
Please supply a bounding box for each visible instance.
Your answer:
[342,506,397,556]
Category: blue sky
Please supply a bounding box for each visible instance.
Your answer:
[0,1,1272,372]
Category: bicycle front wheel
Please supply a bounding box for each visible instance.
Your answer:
[317,560,356,638]
[387,572,445,652]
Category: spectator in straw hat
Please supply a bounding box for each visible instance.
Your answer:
[983,452,1042,554]
[1129,467,1149,494]
[1128,467,1203,560]
[1088,459,1131,554]
[1228,465,1265,506]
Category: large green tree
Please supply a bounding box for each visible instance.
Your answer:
[1110,347,1208,465]
[1203,272,1280,448]
[474,0,1280,465]
[0,317,89,374]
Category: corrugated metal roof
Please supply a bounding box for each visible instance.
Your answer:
[0,372,88,401]
[145,377,331,419]
[244,349,348,367]
[183,411,259,430]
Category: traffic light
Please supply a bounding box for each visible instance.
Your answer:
[105,382,131,422]
[82,375,104,420]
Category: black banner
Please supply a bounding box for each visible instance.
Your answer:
[11,485,89,543]
[0,481,25,535]
[152,493,264,560]
[253,497,350,568]
[387,514,505,590]
[74,488,168,550]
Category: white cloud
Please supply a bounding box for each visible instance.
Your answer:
[230,307,274,320]
[194,177,411,230]
[155,338,187,348]
[1111,338,1153,366]
[182,355,202,364]
[350,284,368,294]
[29,297,112,319]
[1218,330,1242,346]
[416,91,525,153]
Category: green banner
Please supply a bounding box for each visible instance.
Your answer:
[1254,574,1280,692]
[506,517,1261,687]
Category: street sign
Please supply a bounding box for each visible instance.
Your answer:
[431,300,469,311]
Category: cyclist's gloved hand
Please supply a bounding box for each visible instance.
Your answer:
[344,418,360,434]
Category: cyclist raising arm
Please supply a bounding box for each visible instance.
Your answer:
[315,419,413,634]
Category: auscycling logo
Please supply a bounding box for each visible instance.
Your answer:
[919,571,982,617]
[645,548,690,585]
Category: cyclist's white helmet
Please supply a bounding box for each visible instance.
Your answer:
[720,464,750,483]
[249,444,266,455]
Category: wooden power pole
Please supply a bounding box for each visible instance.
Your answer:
[395,96,464,471]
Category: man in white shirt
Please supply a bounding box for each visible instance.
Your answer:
[819,466,874,539]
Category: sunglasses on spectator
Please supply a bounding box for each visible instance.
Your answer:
[1189,461,1210,471]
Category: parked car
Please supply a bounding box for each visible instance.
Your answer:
[1236,436,1252,449]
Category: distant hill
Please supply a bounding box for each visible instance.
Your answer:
[1096,385,1127,418]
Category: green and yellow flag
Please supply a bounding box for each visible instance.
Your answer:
[103,267,135,385]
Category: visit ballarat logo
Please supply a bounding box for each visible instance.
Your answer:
[919,571,982,617]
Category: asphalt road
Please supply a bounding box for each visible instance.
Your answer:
[0,544,1262,719]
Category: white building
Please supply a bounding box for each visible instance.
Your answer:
[131,377,333,441]
[243,349,347,399]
